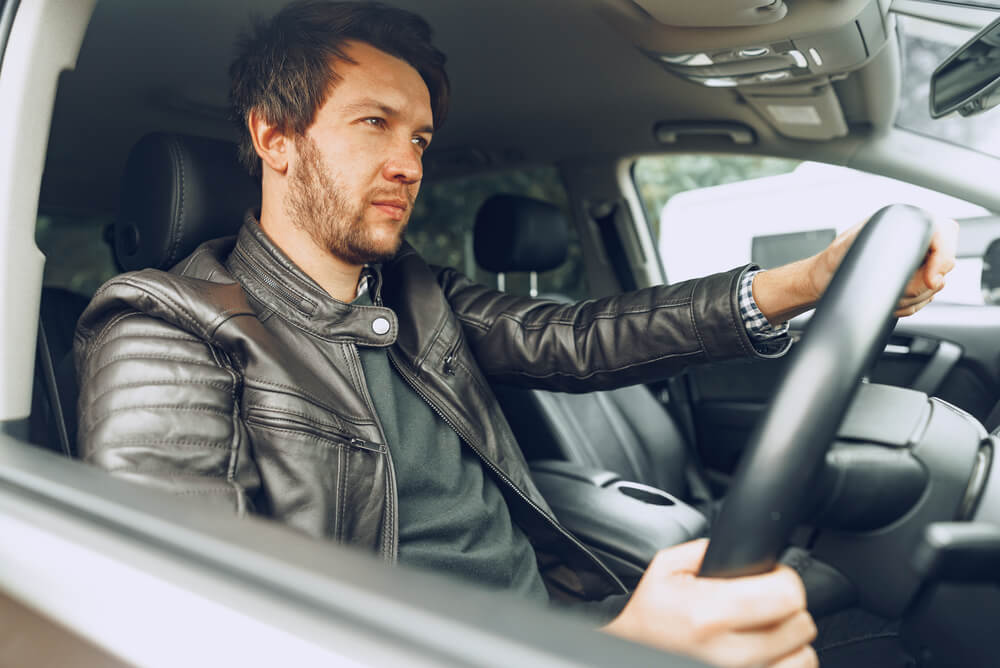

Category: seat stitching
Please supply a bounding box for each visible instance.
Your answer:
[167,135,186,266]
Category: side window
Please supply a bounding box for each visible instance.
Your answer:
[633,155,992,305]
[408,166,589,300]
[35,213,118,296]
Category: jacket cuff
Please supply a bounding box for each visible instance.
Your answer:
[690,265,791,361]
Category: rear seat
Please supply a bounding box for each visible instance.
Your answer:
[31,132,259,457]
[473,194,713,505]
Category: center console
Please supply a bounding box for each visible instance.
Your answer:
[530,459,708,586]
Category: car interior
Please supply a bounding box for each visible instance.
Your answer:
[4,0,1000,665]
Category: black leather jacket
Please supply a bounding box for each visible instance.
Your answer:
[75,219,762,601]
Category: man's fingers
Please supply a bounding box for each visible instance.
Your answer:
[922,217,959,290]
[698,611,817,668]
[686,566,806,632]
[767,644,819,668]
[898,287,937,307]
[894,295,934,317]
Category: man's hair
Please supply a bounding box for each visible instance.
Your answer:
[229,0,450,176]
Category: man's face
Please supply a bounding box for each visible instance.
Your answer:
[284,41,434,266]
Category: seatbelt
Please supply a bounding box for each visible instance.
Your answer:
[35,323,74,457]
[665,374,714,507]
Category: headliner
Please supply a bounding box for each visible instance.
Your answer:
[40,0,890,213]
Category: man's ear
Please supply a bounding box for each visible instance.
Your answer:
[248,110,290,175]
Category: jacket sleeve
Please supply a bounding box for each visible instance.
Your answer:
[74,309,261,515]
[437,264,780,393]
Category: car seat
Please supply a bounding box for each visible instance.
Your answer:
[32,132,259,457]
[473,194,713,505]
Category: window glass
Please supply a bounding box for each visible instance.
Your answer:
[408,166,588,300]
[35,213,118,297]
[895,13,1000,158]
[633,155,991,304]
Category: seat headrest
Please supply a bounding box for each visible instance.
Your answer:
[473,194,569,273]
[115,133,260,271]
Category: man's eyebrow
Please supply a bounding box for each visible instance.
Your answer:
[341,98,434,134]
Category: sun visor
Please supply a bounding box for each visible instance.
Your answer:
[742,83,849,140]
[631,0,787,27]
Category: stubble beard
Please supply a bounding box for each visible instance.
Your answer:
[284,134,410,266]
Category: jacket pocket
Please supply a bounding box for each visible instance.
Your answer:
[244,406,384,453]
[243,405,389,545]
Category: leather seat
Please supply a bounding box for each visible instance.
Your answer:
[32,132,259,456]
[474,194,710,502]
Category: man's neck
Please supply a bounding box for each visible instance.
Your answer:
[259,203,362,303]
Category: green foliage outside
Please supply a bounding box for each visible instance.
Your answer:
[633,154,801,241]
[36,214,118,296]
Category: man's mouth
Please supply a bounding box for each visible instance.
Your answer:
[371,199,408,221]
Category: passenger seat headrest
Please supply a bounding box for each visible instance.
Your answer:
[115,132,260,272]
[473,194,569,273]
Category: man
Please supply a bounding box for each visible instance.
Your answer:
[74,2,957,667]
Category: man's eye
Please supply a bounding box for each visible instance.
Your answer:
[411,136,429,149]
[363,117,386,128]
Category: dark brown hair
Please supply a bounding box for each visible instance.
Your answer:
[229,1,449,175]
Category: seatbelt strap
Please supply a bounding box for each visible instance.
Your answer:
[666,374,714,506]
[35,323,73,457]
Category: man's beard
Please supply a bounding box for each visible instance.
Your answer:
[284,135,411,266]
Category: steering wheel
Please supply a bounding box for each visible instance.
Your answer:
[699,204,935,578]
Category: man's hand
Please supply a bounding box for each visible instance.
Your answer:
[602,540,817,668]
[751,214,959,326]
[810,214,959,318]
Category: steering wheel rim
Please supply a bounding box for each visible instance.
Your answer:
[699,204,935,578]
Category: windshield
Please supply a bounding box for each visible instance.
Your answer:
[895,12,1000,156]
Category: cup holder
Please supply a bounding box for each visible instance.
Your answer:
[614,482,676,506]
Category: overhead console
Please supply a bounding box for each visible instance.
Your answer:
[599,0,892,140]
[639,1,885,89]
[630,0,788,28]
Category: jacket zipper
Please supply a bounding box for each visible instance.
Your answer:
[442,331,462,376]
[244,412,380,452]
[386,349,626,595]
[233,246,316,314]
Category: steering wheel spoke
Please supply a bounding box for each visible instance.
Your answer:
[700,205,934,578]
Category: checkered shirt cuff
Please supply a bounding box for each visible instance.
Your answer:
[739,269,790,351]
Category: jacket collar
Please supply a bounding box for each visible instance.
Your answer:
[227,213,398,347]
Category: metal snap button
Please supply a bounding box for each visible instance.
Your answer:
[372,317,390,335]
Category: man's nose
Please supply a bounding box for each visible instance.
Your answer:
[382,141,422,184]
